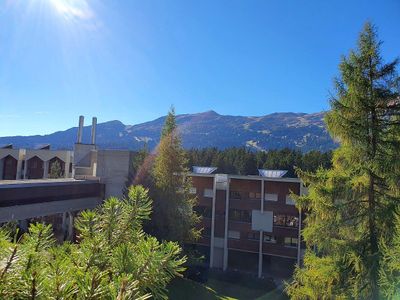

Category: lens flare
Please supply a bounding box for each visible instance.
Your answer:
[48,0,94,22]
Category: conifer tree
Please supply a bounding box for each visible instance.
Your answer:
[286,22,400,299]
[151,107,200,244]
[0,186,185,299]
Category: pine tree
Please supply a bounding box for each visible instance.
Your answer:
[0,186,186,299]
[150,107,201,244]
[286,22,400,299]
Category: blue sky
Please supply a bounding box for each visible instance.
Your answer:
[0,0,399,136]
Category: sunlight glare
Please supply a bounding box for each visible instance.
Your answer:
[48,0,94,22]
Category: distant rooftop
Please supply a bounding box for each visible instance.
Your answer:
[258,169,288,178]
[34,144,51,150]
[192,166,218,174]
[0,144,13,149]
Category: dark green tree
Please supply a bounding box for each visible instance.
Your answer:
[286,22,400,299]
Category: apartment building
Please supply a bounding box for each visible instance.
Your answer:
[189,167,305,278]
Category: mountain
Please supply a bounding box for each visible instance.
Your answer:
[0,111,337,152]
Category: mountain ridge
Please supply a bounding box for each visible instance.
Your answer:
[0,111,337,152]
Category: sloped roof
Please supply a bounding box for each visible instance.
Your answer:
[0,144,13,149]
[34,144,51,150]
[193,166,218,174]
[258,169,288,178]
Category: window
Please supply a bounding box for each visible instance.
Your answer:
[265,193,278,202]
[228,230,240,239]
[189,187,197,194]
[203,188,213,198]
[263,234,277,243]
[274,214,287,226]
[247,231,260,241]
[230,191,241,199]
[286,195,295,205]
[273,214,299,228]
[286,215,299,227]
[249,192,261,199]
[229,209,252,223]
[284,237,298,247]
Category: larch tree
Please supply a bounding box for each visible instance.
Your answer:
[150,107,200,244]
[286,22,400,299]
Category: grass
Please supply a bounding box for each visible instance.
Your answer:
[167,273,289,300]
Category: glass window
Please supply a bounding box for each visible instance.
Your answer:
[203,188,213,198]
[263,234,277,243]
[273,214,299,228]
[190,187,197,194]
[286,215,299,227]
[273,214,286,226]
[255,193,261,199]
[229,209,252,223]
[247,231,260,241]
[249,192,255,199]
[284,237,298,247]
[265,193,278,202]
[286,195,295,205]
[230,191,241,199]
[228,230,240,239]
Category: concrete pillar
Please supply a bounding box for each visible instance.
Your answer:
[209,175,217,268]
[77,116,84,144]
[91,117,97,145]
[16,158,23,179]
[43,160,49,179]
[65,154,71,178]
[258,179,265,278]
[223,176,230,271]
[23,159,28,179]
[62,212,74,241]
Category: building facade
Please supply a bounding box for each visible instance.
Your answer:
[0,144,74,180]
[190,171,305,278]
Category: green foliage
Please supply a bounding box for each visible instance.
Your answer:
[149,107,201,244]
[0,185,186,299]
[187,147,332,176]
[49,160,63,179]
[286,22,400,299]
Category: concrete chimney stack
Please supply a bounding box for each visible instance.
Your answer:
[77,115,84,144]
[91,117,97,145]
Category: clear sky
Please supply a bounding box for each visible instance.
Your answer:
[0,0,399,136]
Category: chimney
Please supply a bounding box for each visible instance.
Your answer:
[91,117,97,145]
[77,115,84,144]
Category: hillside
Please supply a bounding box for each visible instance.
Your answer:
[0,111,337,152]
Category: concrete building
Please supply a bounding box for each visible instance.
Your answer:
[189,168,305,278]
[0,144,73,180]
[73,116,135,198]
[0,115,135,240]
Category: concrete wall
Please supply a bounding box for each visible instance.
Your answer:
[0,197,103,223]
[96,150,134,198]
